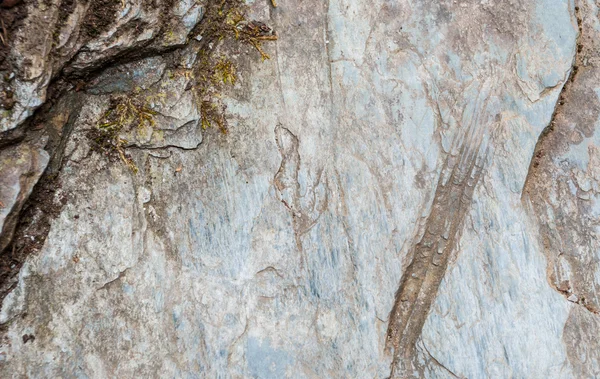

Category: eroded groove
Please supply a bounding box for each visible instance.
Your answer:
[386,102,491,377]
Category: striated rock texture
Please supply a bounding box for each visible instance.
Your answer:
[0,0,599,378]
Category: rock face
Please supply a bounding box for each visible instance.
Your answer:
[0,0,599,378]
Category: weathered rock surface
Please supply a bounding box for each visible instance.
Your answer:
[0,0,599,378]
[0,142,48,252]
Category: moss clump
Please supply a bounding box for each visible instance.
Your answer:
[214,57,237,85]
[191,54,237,133]
[88,0,277,170]
[88,95,156,173]
[190,0,277,134]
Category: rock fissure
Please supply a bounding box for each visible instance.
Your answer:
[96,268,129,292]
[420,341,463,379]
[129,140,204,152]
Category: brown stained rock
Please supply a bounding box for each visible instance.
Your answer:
[0,0,22,9]
[0,142,49,252]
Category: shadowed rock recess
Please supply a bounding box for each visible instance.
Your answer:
[0,0,599,377]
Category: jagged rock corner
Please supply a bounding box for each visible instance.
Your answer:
[0,0,599,377]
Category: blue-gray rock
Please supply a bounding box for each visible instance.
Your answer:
[0,0,599,378]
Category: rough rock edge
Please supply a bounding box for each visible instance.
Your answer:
[521,3,581,192]
[0,0,275,307]
[522,0,600,317]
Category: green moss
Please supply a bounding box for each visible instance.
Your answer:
[88,0,277,171]
[214,57,237,85]
[88,95,157,173]
[190,0,277,134]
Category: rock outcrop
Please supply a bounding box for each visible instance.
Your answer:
[0,0,599,378]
